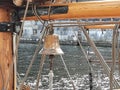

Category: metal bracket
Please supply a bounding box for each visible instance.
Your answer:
[0,22,21,33]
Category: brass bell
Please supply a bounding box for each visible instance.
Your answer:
[39,35,64,55]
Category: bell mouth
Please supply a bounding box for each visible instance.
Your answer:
[39,34,64,55]
[39,48,64,55]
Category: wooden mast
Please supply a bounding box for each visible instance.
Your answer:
[0,7,14,90]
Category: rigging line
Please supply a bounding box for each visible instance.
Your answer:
[35,54,46,90]
[79,26,110,75]
[48,0,54,20]
[32,4,44,24]
[35,24,50,90]
[118,30,120,76]
[16,0,30,50]
[72,29,102,90]
[60,55,76,90]
[32,4,47,33]
[34,4,44,24]
[110,24,119,90]
[116,29,119,61]
[35,25,54,90]
[112,25,120,89]
[20,24,48,88]
[17,72,22,84]
[79,26,120,88]
[40,21,46,33]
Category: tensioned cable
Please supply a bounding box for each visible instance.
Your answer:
[110,24,119,90]
[35,24,57,90]
[79,26,120,88]
[17,72,22,84]
[16,0,30,52]
[32,4,44,24]
[20,24,48,88]
[35,25,50,90]
[72,29,102,90]
[60,55,76,90]
[48,0,53,19]
[118,30,120,76]
[35,54,46,90]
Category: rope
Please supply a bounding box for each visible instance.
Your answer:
[48,0,53,20]
[35,55,46,90]
[35,23,57,90]
[17,72,22,84]
[110,24,119,90]
[16,0,30,51]
[60,55,76,90]
[72,30,102,90]
[79,26,120,88]
[32,4,44,24]
[20,25,47,88]
[118,29,120,76]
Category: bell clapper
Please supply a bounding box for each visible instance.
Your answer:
[49,55,54,71]
[49,55,54,90]
[39,24,64,90]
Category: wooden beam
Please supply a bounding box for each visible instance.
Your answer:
[85,24,115,29]
[0,8,14,90]
[24,0,120,20]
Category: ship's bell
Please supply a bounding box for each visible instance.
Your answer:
[39,35,64,55]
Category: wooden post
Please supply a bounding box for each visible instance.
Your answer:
[0,7,14,90]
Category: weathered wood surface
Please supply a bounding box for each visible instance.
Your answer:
[25,0,120,20]
[0,8,13,90]
[0,8,11,22]
[0,32,13,90]
[85,24,115,29]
